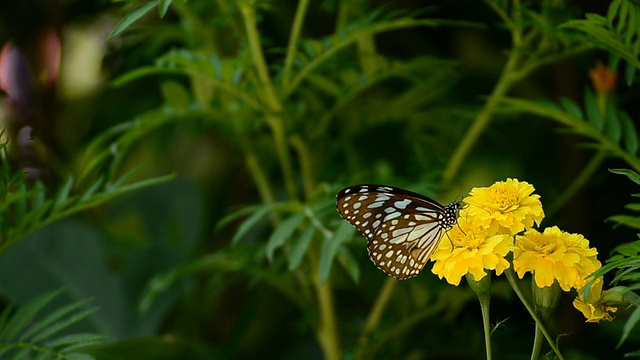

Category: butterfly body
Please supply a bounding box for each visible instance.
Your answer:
[336,184,460,280]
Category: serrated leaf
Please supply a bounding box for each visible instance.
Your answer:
[21,300,89,341]
[610,168,640,185]
[618,303,640,347]
[319,222,355,283]
[265,213,306,262]
[0,290,62,342]
[584,88,603,129]
[287,225,315,271]
[559,97,583,119]
[32,308,97,343]
[46,333,105,349]
[109,0,160,39]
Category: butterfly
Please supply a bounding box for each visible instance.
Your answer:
[336,184,460,280]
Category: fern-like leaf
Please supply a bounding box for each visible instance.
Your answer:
[0,290,105,360]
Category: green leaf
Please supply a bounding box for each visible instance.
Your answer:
[608,0,623,23]
[559,97,583,119]
[620,111,639,154]
[23,301,92,342]
[265,213,306,262]
[338,247,360,283]
[0,290,62,342]
[160,81,191,110]
[605,103,622,142]
[231,205,272,244]
[625,203,640,211]
[618,303,640,347]
[610,168,640,185]
[607,214,640,229]
[612,240,640,256]
[287,225,315,271]
[215,203,264,233]
[53,176,74,209]
[319,222,355,283]
[624,61,637,86]
[109,0,160,40]
[158,0,173,17]
[584,88,603,129]
[62,352,97,360]
[32,181,46,211]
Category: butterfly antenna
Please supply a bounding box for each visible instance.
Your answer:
[456,220,466,236]
[445,231,455,252]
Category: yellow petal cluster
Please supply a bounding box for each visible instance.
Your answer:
[573,278,617,322]
[431,212,512,286]
[513,226,600,291]
[432,178,542,285]
[464,178,544,235]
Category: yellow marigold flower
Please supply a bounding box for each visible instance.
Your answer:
[573,278,617,323]
[513,226,600,292]
[431,210,513,286]
[464,178,544,235]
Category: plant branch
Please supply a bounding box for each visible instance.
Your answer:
[546,150,606,218]
[239,1,298,200]
[505,267,564,360]
[282,0,310,87]
[442,47,520,184]
[355,278,397,360]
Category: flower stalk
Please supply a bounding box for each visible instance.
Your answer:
[467,272,493,360]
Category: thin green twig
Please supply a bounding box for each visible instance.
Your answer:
[505,267,564,360]
[282,0,310,87]
[355,278,397,360]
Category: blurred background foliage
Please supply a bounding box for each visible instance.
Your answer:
[1,0,640,359]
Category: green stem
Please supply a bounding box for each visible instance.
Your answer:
[239,1,298,200]
[355,278,397,360]
[546,150,606,217]
[443,2,525,185]
[531,325,544,360]
[479,291,492,360]
[282,0,310,87]
[505,268,564,360]
[467,273,492,360]
[245,152,277,206]
[291,135,315,201]
[310,246,341,360]
[442,48,520,184]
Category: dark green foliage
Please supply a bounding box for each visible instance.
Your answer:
[0,290,104,360]
[3,0,640,359]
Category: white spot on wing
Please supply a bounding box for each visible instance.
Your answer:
[384,211,402,222]
[394,199,412,209]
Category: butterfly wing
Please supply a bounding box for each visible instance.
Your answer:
[336,184,459,280]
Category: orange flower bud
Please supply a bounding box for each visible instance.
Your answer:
[588,61,617,94]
